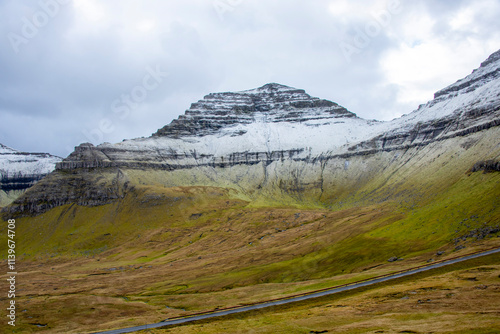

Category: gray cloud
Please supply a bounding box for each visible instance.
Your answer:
[0,0,499,157]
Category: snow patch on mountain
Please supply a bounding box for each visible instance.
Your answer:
[0,143,61,179]
[114,117,383,158]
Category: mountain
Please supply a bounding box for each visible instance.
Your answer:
[5,50,500,215]
[55,82,379,171]
[52,50,500,173]
[1,50,499,333]
[0,144,61,207]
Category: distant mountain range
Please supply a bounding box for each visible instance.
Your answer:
[0,144,61,207]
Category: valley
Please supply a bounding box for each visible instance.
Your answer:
[1,50,500,333]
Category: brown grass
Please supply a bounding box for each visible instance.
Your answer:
[142,253,500,334]
[7,207,500,334]
[3,177,499,334]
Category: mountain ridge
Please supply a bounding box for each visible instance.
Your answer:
[53,48,500,172]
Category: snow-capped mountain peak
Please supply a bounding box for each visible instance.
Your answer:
[154,82,356,139]
[239,82,298,94]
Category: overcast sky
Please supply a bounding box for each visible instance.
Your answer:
[1,0,499,157]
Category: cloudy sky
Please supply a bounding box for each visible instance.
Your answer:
[1,0,499,157]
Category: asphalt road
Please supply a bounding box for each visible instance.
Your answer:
[92,247,500,334]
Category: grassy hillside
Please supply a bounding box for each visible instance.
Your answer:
[143,252,500,334]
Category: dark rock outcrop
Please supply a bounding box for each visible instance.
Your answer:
[469,160,500,173]
[3,167,128,217]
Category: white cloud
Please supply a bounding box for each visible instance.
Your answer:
[449,6,474,31]
[449,0,500,32]
[328,0,393,19]
[136,20,156,33]
[381,42,452,104]
[73,0,106,22]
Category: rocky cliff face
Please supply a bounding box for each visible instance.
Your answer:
[0,144,61,207]
[4,49,500,216]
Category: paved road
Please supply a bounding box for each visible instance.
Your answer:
[93,247,500,334]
